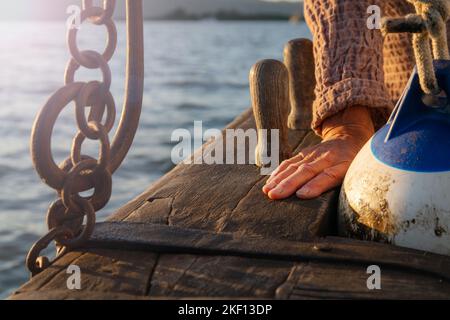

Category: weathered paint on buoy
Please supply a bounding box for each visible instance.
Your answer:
[339,140,450,255]
[339,61,450,256]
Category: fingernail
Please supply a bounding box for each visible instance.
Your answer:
[296,187,310,198]
[265,182,277,190]
[268,188,282,199]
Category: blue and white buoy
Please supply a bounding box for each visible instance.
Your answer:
[339,60,450,256]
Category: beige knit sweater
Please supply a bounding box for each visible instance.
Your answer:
[305,0,450,135]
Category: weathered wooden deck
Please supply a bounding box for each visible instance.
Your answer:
[10,110,450,300]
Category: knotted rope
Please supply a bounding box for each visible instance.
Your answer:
[383,0,450,95]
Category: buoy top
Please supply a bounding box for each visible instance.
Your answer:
[372,60,450,172]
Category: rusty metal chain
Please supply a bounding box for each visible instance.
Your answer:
[27,0,144,276]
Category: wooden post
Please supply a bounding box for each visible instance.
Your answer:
[250,59,290,168]
[283,38,315,130]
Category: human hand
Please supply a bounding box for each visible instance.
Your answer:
[262,106,374,200]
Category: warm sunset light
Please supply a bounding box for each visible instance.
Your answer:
[1,0,449,307]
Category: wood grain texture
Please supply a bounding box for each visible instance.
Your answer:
[10,110,449,300]
[11,248,158,300]
[148,254,294,298]
[250,59,291,168]
[80,222,450,282]
[113,110,331,241]
[11,223,450,299]
[276,262,450,300]
[284,39,315,130]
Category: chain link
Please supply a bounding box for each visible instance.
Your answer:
[28,0,120,276]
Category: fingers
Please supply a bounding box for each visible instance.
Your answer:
[263,159,308,194]
[296,163,349,199]
[267,157,330,200]
[266,152,305,184]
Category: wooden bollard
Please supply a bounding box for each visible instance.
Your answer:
[250,59,290,168]
[283,38,315,130]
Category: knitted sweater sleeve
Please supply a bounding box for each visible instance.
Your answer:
[304,0,394,135]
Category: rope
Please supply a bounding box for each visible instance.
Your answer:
[383,0,450,95]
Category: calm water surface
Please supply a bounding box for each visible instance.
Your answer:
[0,20,310,298]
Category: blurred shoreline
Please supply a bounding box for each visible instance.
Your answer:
[0,0,304,21]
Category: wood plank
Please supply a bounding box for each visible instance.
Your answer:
[149,255,294,298]
[10,290,151,300]
[82,222,450,282]
[125,197,173,224]
[11,220,450,300]
[12,249,450,300]
[12,214,450,299]
[107,108,255,223]
[112,110,335,241]
[10,248,158,300]
[39,249,157,296]
[11,251,83,295]
[276,262,450,300]
[149,257,450,299]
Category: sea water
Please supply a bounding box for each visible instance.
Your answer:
[0,20,310,298]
